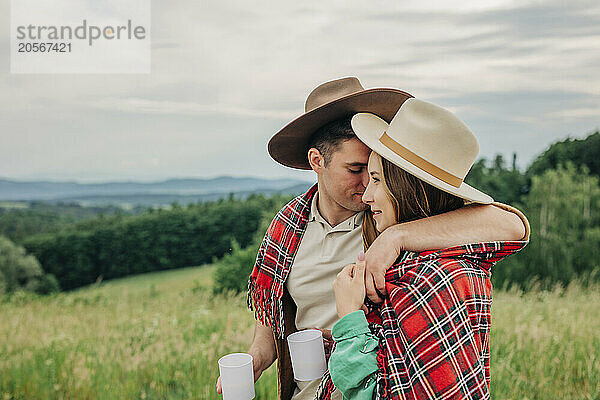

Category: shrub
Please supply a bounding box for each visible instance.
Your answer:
[212,241,259,294]
[0,235,58,295]
[212,196,291,294]
[33,273,60,295]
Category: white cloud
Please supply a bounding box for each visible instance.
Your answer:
[90,97,297,119]
[550,107,600,119]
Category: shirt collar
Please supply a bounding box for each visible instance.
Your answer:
[309,192,364,231]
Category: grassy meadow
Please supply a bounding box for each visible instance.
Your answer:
[1,265,599,400]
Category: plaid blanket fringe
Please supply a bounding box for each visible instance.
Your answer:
[247,276,286,339]
[247,183,318,339]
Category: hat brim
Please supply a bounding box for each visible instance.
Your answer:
[351,112,494,205]
[268,88,413,170]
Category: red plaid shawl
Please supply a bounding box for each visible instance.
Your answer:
[247,183,318,339]
[315,241,528,400]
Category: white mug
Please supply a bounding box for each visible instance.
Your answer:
[287,329,327,381]
[218,353,255,400]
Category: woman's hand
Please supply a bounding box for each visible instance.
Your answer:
[311,328,334,362]
[364,226,404,303]
[333,252,368,319]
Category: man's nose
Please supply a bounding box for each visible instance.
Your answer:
[360,171,369,188]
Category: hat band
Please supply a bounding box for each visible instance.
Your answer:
[379,132,463,188]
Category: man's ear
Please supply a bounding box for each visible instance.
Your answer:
[307,148,325,173]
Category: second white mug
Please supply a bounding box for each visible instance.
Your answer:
[287,329,327,381]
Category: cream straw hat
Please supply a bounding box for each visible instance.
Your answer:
[351,98,493,204]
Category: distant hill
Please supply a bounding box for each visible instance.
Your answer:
[0,176,313,206]
[40,184,313,208]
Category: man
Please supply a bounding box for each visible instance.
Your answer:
[216,77,528,400]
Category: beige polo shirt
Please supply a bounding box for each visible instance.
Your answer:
[286,193,364,400]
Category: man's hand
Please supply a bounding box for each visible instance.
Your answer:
[216,350,265,394]
[217,320,276,395]
[364,227,403,303]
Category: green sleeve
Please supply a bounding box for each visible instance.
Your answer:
[328,310,378,400]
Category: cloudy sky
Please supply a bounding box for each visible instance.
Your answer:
[1,0,599,183]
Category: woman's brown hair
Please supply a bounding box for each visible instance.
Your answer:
[362,154,465,250]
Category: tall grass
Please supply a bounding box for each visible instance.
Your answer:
[1,266,277,399]
[491,282,600,399]
[1,266,598,399]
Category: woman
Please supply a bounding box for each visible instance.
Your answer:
[316,98,529,400]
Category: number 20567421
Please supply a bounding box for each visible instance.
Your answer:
[18,42,71,52]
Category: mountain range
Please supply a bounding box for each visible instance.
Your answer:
[0,176,314,207]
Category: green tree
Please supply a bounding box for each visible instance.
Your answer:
[0,202,130,244]
[528,131,600,178]
[494,164,600,288]
[22,194,287,290]
[465,153,527,205]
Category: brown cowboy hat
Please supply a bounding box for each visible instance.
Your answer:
[268,77,413,170]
